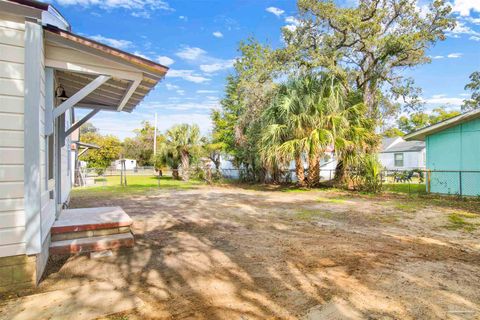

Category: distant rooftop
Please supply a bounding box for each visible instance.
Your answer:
[382,140,425,153]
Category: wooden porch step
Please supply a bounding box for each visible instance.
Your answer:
[51,206,133,234]
[49,233,134,255]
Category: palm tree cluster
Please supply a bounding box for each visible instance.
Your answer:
[258,73,378,187]
[155,124,201,181]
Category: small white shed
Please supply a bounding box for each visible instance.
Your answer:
[115,159,137,170]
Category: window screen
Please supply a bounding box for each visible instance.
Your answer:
[394,153,404,167]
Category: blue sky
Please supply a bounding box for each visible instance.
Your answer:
[52,0,480,140]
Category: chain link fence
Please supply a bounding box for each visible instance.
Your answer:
[76,166,480,197]
[218,168,480,197]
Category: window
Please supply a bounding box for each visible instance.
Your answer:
[394,153,404,167]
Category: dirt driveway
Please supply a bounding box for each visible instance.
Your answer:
[18,186,480,319]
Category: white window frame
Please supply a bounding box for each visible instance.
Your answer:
[394,153,404,167]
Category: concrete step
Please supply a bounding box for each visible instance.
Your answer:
[51,226,131,242]
[51,206,133,234]
[50,233,134,255]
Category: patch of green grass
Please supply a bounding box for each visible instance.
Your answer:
[446,212,478,232]
[316,196,346,204]
[383,183,426,194]
[72,176,201,198]
[447,212,479,232]
[295,209,333,220]
[391,201,421,213]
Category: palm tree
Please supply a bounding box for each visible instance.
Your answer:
[155,143,181,179]
[260,73,348,187]
[163,124,201,181]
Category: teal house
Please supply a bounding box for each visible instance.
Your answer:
[405,109,480,196]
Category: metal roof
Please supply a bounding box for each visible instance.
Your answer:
[404,108,480,141]
[381,140,425,153]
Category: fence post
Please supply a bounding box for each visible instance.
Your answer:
[427,170,431,193]
[459,171,462,196]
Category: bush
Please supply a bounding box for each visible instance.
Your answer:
[351,154,383,193]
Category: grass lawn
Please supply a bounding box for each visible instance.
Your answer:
[72,175,202,198]
[383,183,426,194]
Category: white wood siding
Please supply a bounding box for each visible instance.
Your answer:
[0,15,26,257]
[379,150,426,171]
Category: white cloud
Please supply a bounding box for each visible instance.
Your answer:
[212,31,224,38]
[452,0,480,16]
[88,112,212,139]
[88,35,132,49]
[156,55,175,66]
[285,16,300,25]
[176,46,235,73]
[133,51,149,59]
[199,59,235,73]
[55,0,173,17]
[176,47,207,60]
[423,95,464,106]
[167,69,210,83]
[176,89,185,95]
[266,6,284,17]
[179,15,188,21]
[469,35,480,41]
[466,17,480,25]
[197,90,218,94]
[141,100,220,112]
[447,52,463,58]
[165,83,179,90]
[447,21,480,39]
[430,53,463,59]
[283,16,301,32]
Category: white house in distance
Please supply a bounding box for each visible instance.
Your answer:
[379,137,426,170]
[0,0,168,293]
[115,159,137,170]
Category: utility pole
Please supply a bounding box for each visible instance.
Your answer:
[153,112,157,156]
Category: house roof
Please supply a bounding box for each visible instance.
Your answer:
[380,137,402,151]
[43,26,168,113]
[381,140,425,153]
[404,108,480,141]
[4,0,169,113]
[44,26,168,77]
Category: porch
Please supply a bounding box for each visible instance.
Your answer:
[37,27,168,256]
[50,207,134,255]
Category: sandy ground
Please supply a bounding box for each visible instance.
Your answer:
[5,186,480,319]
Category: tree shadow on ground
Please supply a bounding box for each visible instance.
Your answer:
[7,188,480,319]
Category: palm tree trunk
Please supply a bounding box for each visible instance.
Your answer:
[181,150,189,181]
[295,155,306,187]
[307,153,320,187]
[334,159,346,185]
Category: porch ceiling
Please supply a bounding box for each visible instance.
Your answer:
[55,70,147,112]
[44,25,168,113]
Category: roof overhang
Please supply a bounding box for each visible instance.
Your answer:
[44,26,168,113]
[2,0,70,30]
[404,109,480,141]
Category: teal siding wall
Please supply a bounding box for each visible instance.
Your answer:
[426,117,480,196]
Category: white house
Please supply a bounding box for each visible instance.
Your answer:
[0,0,167,293]
[379,137,426,170]
[115,159,137,170]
